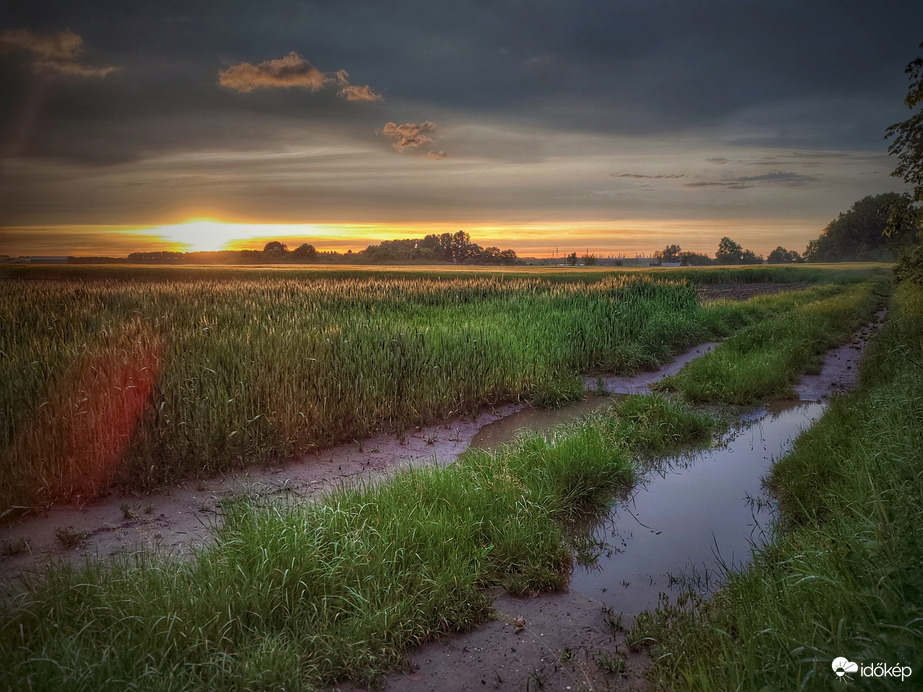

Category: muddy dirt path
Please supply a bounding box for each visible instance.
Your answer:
[369,311,886,692]
[0,343,717,589]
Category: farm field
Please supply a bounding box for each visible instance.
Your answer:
[0,263,910,691]
[0,263,884,516]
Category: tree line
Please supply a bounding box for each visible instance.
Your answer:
[126,230,519,266]
[649,190,921,267]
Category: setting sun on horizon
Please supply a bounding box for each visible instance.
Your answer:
[2,217,831,259]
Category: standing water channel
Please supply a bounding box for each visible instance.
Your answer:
[570,400,825,614]
[474,397,826,615]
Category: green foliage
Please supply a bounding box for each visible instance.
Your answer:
[893,242,923,285]
[886,42,923,208]
[0,265,881,515]
[804,193,917,262]
[0,270,739,514]
[0,394,717,690]
[531,375,584,409]
[658,282,883,404]
[602,394,717,453]
[632,281,923,691]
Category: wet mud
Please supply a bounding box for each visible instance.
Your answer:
[0,343,715,589]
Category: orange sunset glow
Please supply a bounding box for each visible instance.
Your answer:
[3,217,831,259]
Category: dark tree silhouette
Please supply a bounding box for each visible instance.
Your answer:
[804,193,917,262]
[655,244,682,264]
[716,237,744,264]
[767,246,802,264]
[291,243,318,261]
[886,42,923,237]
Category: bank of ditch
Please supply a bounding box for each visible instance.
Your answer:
[629,280,923,690]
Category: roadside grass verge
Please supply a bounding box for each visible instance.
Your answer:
[656,281,886,404]
[628,281,923,690]
[0,394,715,690]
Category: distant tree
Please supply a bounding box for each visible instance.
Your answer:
[885,42,923,237]
[740,249,763,264]
[715,237,744,264]
[767,246,801,264]
[678,251,713,266]
[263,241,288,253]
[581,253,599,266]
[127,251,184,264]
[499,249,518,265]
[655,244,682,264]
[804,193,917,262]
[291,243,318,262]
[566,252,578,266]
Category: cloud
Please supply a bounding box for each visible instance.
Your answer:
[613,173,685,179]
[424,150,447,160]
[381,121,437,152]
[219,52,328,92]
[0,29,117,77]
[685,170,820,190]
[334,70,382,101]
[219,53,381,101]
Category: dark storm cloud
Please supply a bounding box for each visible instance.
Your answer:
[613,173,686,180]
[685,171,820,190]
[2,0,921,166]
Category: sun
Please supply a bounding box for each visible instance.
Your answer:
[149,219,326,252]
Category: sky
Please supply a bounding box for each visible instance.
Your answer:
[1,1,921,258]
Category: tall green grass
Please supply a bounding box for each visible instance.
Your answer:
[630,281,923,690]
[0,267,880,515]
[657,281,885,404]
[0,395,714,690]
[0,269,780,516]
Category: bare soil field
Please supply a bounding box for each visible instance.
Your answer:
[694,281,810,301]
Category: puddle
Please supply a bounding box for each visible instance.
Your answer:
[470,394,619,451]
[569,401,826,614]
[470,341,721,452]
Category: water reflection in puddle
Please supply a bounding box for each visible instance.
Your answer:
[569,401,826,614]
[470,394,621,451]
